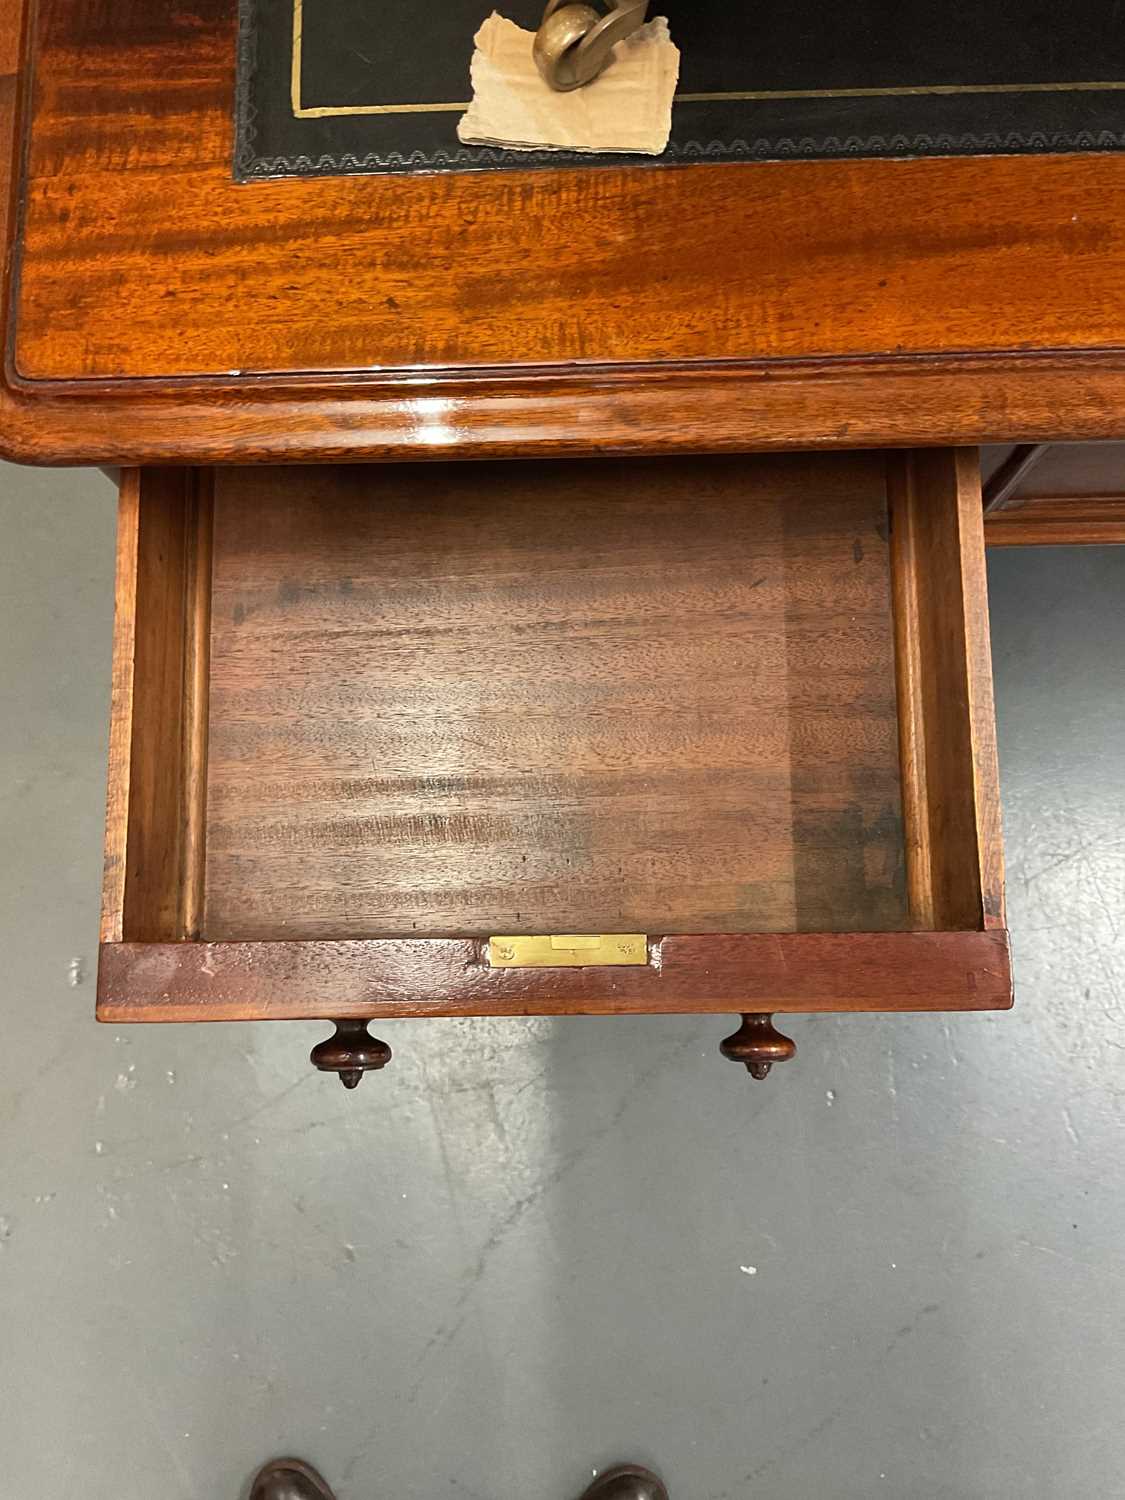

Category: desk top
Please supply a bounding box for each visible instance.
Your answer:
[5,0,1125,464]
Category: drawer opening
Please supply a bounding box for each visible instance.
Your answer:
[97,450,1009,1022]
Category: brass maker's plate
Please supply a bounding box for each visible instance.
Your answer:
[489,934,648,968]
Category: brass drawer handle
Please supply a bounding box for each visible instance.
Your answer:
[533,0,651,92]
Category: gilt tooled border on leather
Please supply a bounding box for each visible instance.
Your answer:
[233,0,1125,181]
[236,130,1125,181]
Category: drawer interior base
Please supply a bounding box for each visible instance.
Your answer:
[202,456,908,941]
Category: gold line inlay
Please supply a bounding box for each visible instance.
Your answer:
[290,0,1125,120]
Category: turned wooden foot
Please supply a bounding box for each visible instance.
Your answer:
[720,1013,796,1079]
[310,1020,392,1089]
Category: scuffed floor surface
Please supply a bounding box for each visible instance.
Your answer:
[1,467,1123,1500]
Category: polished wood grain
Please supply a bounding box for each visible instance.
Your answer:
[101,468,213,943]
[14,357,1125,468]
[201,455,907,940]
[888,450,1004,931]
[96,930,1013,1023]
[888,457,932,930]
[100,468,140,942]
[0,0,22,235]
[20,124,1125,380]
[7,0,1125,461]
[14,0,1125,380]
[0,0,21,77]
[986,499,1125,546]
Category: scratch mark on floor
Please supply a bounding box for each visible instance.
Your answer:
[403,1027,708,1403]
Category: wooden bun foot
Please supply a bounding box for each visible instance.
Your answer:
[720,1013,796,1080]
[310,1020,392,1089]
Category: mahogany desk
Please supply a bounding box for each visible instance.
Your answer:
[4,0,1123,1084]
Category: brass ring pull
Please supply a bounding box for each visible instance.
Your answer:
[533,0,652,92]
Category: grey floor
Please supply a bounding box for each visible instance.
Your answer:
[1,465,1123,1500]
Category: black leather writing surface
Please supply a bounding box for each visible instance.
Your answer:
[236,0,1125,179]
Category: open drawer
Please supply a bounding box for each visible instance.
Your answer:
[97,449,1009,1086]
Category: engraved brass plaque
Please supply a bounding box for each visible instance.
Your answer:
[488,934,648,968]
